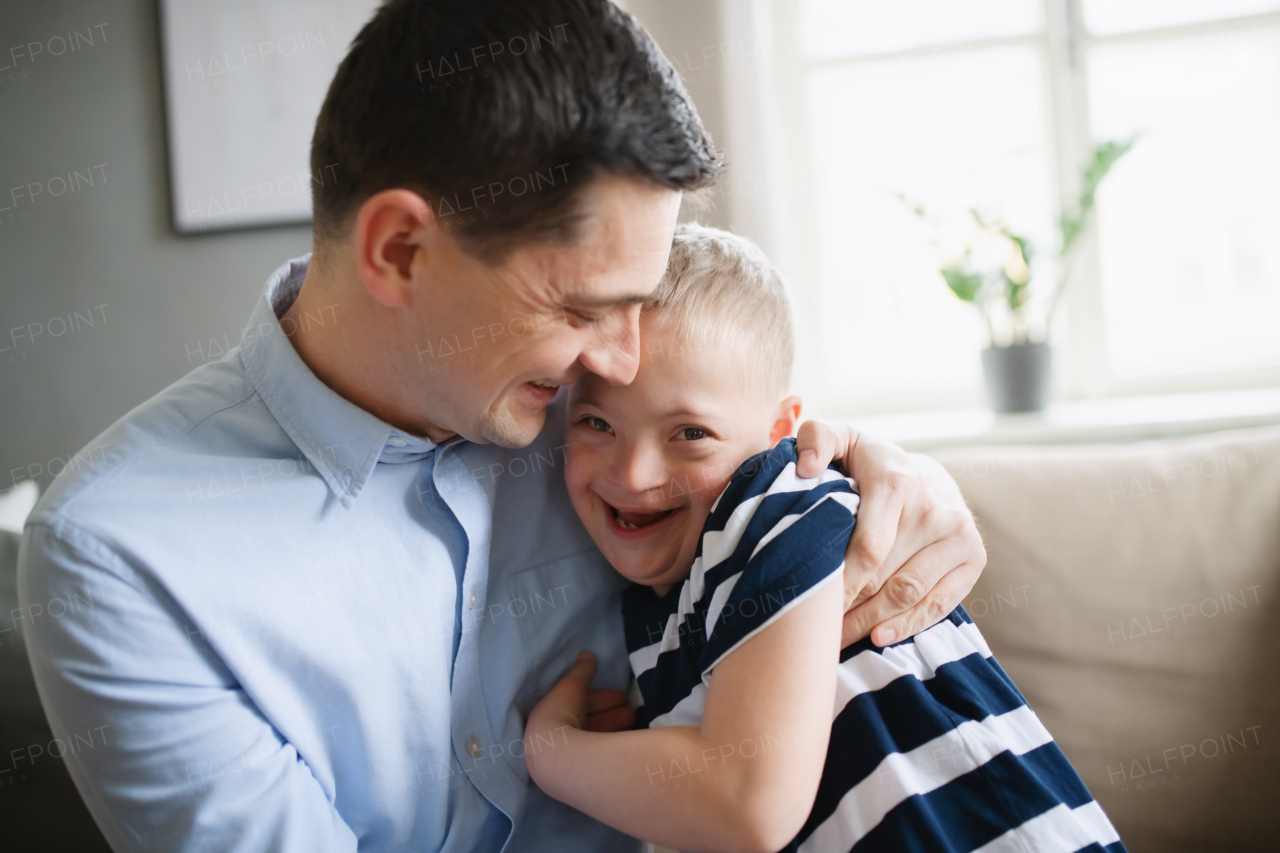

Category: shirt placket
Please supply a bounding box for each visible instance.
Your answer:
[431,444,527,824]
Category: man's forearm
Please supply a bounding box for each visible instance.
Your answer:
[794,420,986,646]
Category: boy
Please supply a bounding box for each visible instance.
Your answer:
[523,224,1124,853]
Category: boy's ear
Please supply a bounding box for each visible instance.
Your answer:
[769,395,803,446]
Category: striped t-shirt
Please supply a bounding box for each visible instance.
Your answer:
[622,438,1126,853]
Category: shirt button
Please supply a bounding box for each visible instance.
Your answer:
[341,468,353,488]
[388,436,407,447]
[466,736,484,758]
[469,588,478,609]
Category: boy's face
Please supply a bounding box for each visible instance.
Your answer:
[564,310,795,591]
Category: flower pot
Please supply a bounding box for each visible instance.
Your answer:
[981,342,1051,413]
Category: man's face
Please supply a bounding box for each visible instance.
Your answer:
[413,175,682,447]
[564,311,779,591]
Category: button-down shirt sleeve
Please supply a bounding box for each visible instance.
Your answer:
[19,519,360,853]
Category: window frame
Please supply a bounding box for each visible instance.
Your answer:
[766,0,1280,418]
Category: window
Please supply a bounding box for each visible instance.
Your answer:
[766,0,1280,416]
[1086,18,1280,380]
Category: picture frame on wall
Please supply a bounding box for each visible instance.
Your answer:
[158,0,379,233]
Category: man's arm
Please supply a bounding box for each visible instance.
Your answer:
[524,574,844,853]
[794,422,986,647]
[17,522,358,853]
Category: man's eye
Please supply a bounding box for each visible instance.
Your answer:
[566,308,599,326]
[678,427,708,441]
[586,416,614,434]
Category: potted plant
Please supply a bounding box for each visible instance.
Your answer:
[902,137,1136,413]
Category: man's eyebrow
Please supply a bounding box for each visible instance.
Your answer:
[561,292,651,308]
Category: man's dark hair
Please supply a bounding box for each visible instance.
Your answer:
[310,0,720,261]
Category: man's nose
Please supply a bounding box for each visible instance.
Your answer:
[578,305,641,387]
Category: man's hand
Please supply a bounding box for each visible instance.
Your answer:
[794,421,986,648]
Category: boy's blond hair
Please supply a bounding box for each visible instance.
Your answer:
[646,223,795,402]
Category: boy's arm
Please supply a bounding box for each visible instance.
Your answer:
[524,572,843,853]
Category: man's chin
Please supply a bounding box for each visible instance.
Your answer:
[478,405,548,449]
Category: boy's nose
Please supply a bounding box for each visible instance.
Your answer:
[609,440,669,497]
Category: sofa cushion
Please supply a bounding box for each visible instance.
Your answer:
[928,424,1280,852]
[0,481,39,534]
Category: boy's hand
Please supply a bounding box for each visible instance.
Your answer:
[585,687,638,733]
[794,421,986,649]
[528,651,636,737]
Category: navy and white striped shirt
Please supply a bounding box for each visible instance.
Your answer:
[622,439,1126,853]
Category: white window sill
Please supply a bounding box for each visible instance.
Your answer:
[849,388,1280,452]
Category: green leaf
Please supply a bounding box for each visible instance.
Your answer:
[1080,135,1137,209]
[1061,134,1138,255]
[941,266,983,302]
[1005,231,1032,268]
[1001,269,1030,310]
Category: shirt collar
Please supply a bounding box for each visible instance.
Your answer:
[239,254,438,507]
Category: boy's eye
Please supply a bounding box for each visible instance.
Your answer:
[678,427,709,441]
[585,416,614,434]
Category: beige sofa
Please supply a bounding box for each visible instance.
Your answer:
[928,423,1280,851]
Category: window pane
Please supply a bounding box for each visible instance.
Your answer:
[1083,0,1280,36]
[1087,28,1280,378]
[799,0,1042,58]
[806,47,1053,398]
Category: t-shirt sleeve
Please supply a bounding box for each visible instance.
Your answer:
[694,438,858,678]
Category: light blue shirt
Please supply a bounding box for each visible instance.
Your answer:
[17,255,638,852]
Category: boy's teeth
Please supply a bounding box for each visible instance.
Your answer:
[612,507,673,530]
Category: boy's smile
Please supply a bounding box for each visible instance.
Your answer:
[564,311,801,595]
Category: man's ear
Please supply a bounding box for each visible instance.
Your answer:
[354,189,436,308]
[769,395,803,445]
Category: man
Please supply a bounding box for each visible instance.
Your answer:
[18,1,985,850]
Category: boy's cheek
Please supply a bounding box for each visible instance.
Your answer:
[562,457,604,541]
[563,445,594,499]
[688,462,733,502]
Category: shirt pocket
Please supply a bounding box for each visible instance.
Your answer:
[505,549,629,715]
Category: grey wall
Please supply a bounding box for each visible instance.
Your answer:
[626,0,732,230]
[0,0,313,494]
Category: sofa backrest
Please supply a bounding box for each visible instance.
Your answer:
[928,424,1280,852]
